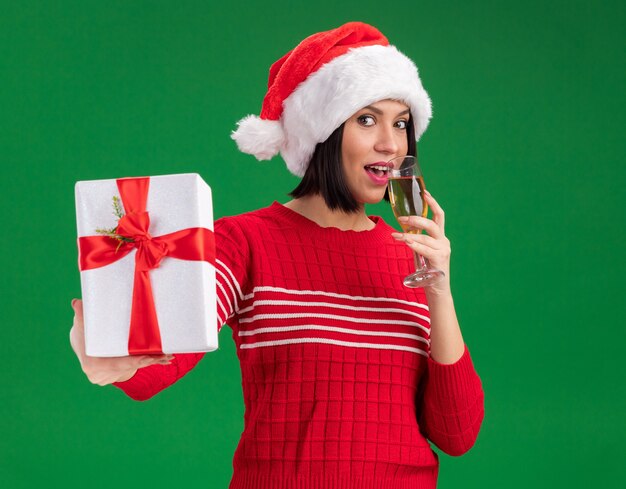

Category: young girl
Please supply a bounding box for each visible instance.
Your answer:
[70,22,484,489]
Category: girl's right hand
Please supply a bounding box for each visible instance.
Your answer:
[69,299,174,386]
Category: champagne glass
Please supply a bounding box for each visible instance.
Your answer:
[387,155,445,288]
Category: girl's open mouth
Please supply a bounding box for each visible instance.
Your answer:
[364,162,392,185]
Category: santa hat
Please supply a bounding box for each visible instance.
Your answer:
[231,21,432,177]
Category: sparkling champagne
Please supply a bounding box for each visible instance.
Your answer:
[387,155,444,287]
[388,175,428,232]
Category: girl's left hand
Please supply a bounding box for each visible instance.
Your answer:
[391,190,452,297]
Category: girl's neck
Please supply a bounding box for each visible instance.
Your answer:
[283,194,375,231]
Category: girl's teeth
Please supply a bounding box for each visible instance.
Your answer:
[365,165,389,177]
[368,168,385,177]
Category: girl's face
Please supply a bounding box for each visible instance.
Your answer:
[341,99,410,206]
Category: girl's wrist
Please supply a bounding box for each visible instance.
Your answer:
[424,281,453,301]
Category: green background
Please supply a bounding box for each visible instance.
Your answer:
[1,1,624,487]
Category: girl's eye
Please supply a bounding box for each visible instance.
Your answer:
[357,115,375,126]
[395,119,408,130]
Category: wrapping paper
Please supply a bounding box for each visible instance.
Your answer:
[75,173,218,357]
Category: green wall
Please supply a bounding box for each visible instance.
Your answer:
[1,1,624,487]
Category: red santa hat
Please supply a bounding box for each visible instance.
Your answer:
[231,21,432,177]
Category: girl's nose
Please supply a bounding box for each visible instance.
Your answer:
[374,126,400,155]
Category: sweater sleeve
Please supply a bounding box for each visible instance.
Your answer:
[418,344,485,456]
[112,216,251,401]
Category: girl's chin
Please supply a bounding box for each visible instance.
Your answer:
[356,192,387,206]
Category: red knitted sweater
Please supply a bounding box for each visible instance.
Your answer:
[113,202,484,489]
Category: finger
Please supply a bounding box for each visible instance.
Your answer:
[397,216,442,239]
[133,355,157,368]
[424,190,445,230]
[149,354,174,361]
[69,318,87,362]
[73,299,84,323]
[93,354,173,371]
[398,238,433,258]
[69,326,84,357]
[392,232,439,249]
[136,354,174,367]
[146,358,173,366]
[153,354,175,364]
[70,299,85,344]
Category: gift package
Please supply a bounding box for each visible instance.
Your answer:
[75,173,218,357]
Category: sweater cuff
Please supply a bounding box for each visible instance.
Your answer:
[112,369,155,401]
[426,344,482,410]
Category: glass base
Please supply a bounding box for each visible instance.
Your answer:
[403,268,445,288]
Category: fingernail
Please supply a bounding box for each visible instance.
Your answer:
[424,189,431,195]
[397,216,408,221]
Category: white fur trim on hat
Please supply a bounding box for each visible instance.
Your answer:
[281,44,432,177]
[231,115,285,161]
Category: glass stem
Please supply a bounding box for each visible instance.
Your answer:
[414,252,428,272]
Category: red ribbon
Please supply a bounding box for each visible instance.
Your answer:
[78,177,215,355]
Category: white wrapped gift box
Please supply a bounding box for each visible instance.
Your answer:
[75,173,218,357]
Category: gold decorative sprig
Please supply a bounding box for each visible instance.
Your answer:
[96,196,134,252]
[112,196,124,219]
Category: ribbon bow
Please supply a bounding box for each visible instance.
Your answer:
[116,211,169,271]
[78,177,215,355]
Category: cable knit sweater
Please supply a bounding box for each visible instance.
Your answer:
[113,201,485,489]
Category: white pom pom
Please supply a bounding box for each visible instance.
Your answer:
[231,115,284,160]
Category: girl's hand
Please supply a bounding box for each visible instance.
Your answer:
[69,299,174,385]
[391,190,452,297]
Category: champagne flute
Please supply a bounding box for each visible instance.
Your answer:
[387,155,445,288]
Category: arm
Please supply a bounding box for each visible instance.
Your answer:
[111,216,251,400]
[417,290,484,455]
[393,191,484,455]
[418,342,484,456]
[112,352,206,401]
